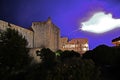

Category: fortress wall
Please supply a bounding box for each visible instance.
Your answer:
[0,19,60,63]
[0,20,10,30]
[32,19,60,51]
[0,18,60,52]
[32,22,49,48]
[49,23,60,51]
[0,20,34,48]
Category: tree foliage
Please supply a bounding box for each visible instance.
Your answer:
[25,49,101,80]
[83,44,120,80]
[0,28,31,80]
[0,28,101,80]
[83,44,120,66]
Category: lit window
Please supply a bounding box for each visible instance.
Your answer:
[82,43,89,47]
[82,48,87,51]
[64,44,76,48]
[70,44,75,48]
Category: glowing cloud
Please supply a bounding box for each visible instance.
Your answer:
[80,12,120,33]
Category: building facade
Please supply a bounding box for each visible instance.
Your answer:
[60,37,89,54]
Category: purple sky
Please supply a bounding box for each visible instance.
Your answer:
[0,0,120,50]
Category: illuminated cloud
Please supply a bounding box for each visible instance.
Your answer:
[80,12,120,33]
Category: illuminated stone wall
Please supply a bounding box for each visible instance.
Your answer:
[31,17,60,51]
[0,20,34,48]
[60,38,89,54]
[0,19,60,63]
[0,19,89,62]
[0,18,60,52]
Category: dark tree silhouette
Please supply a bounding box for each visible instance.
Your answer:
[0,28,31,80]
[83,44,120,80]
[60,50,80,61]
[40,48,56,68]
[28,49,101,80]
[83,44,120,66]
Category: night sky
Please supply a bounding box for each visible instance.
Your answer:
[0,0,120,50]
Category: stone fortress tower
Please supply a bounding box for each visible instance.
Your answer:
[32,17,60,51]
[0,17,60,51]
[0,17,60,63]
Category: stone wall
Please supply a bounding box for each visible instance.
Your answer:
[48,22,60,51]
[31,17,60,51]
[0,20,34,48]
[0,19,60,63]
[29,48,41,63]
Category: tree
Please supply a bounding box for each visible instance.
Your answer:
[83,44,120,80]
[57,50,100,80]
[25,48,57,80]
[40,48,56,68]
[0,28,31,80]
[24,48,101,80]
[83,44,120,66]
[60,50,80,61]
[55,50,63,56]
